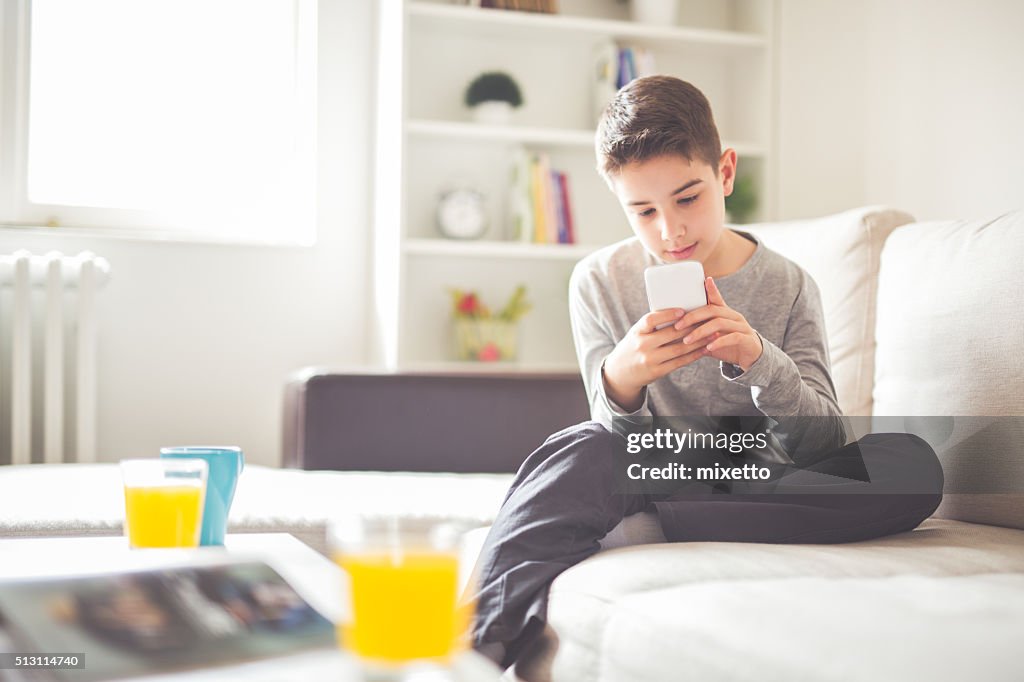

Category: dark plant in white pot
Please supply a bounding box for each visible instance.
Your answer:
[464,72,524,125]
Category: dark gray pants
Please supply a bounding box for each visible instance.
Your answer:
[471,421,944,668]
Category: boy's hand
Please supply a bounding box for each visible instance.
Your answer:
[602,308,712,412]
[675,277,763,371]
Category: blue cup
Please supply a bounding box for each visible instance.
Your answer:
[160,446,244,546]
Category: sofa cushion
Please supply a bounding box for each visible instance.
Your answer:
[573,573,1024,682]
[741,206,914,417]
[516,518,1024,682]
[873,211,1024,529]
[0,463,514,556]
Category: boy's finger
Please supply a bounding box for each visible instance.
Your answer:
[706,331,745,352]
[654,325,717,356]
[683,318,742,344]
[675,303,724,327]
[705,277,727,306]
[662,344,710,372]
[653,329,696,351]
[640,308,686,333]
[674,304,726,329]
[675,304,737,330]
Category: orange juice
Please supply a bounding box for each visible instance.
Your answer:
[124,485,204,548]
[336,550,467,662]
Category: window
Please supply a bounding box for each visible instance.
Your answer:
[0,0,317,245]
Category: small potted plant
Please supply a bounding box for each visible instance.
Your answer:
[464,71,524,125]
[449,285,531,361]
[725,175,758,224]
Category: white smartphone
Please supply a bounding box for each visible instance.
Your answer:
[644,261,708,329]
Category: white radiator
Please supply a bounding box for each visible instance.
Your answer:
[0,251,111,465]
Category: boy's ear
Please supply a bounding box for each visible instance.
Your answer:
[718,148,738,196]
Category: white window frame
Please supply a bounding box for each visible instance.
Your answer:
[0,0,318,246]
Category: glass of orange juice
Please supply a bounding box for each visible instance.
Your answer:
[329,514,475,676]
[120,458,208,549]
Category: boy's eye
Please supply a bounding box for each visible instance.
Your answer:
[635,194,698,218]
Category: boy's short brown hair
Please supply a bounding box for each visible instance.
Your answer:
[595,76,722,181]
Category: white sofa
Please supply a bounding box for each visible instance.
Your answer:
[511,207,1024,682]
[2,207,1022,681]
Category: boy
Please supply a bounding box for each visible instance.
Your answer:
[471,76,943,670]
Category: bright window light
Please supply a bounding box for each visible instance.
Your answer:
[26,0,316,244]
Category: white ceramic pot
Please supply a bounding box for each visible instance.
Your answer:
[631,0,678,25]
[471,101,514,126]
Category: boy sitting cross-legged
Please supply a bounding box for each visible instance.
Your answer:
[469,75,944,671]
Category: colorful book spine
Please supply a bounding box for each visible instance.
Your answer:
[530,154,547,243]
[538,154,559,244]
[550,170,566,244]
[624,47,637,84]
[616,48,629,89]
[558,172,575,244]
[515,151,575,245]
[611,46,654,88]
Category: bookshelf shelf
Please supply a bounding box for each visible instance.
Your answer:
[407,119,768,157]
[405,238,598,260]
[396,360,582,375]
[407,119,594,147]
[409,2,767,52]
[372,0,776,372]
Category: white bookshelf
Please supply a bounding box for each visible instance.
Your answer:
[371,0,776,372]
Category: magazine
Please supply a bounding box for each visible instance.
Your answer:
[0,561,335,681]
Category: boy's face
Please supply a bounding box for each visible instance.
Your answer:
[608,151,737,267]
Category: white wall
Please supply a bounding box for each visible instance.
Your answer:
[861,0,1024,221]
[775,0,868,220]
[776,0,1024,222]
[0,1,374,467]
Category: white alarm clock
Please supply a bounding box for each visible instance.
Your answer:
[437,188,487,240]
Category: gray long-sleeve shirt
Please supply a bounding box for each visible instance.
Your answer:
[568,230,848,465]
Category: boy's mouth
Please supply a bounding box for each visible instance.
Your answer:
[665,242,698,260]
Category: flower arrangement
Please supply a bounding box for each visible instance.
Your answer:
[449,285,531,361]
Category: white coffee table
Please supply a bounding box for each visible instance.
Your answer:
[0,534,502,681]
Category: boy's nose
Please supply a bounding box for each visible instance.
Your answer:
[660,218,686,242]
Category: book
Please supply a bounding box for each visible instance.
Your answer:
[635,47,657,77]
[0,561,335,682]
[537,153,559,244]
[558,171,575,244]
[529,154,547,243]
[592,39,620,125]
[624,47,637,85]
[550,170,566,244]
[508,145,534,242]
[616,47,630,89]
[491,0,558,13]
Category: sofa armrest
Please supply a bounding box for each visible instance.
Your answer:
[282,369,590,473]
